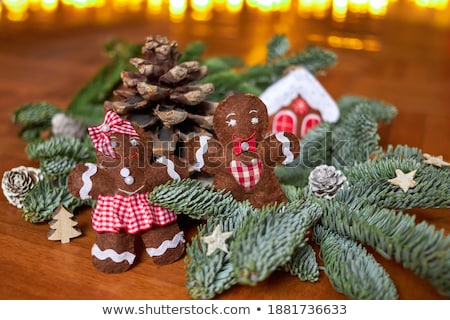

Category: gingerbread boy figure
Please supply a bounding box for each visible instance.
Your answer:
[68,110,189,273]
[187,93,300,208]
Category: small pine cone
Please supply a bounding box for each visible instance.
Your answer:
[51,113,86,139]
[2,166,41,208]
[309,165,347,199]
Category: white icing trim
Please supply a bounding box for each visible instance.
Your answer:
[156,156,181,181]
[91,243,136,264]
[259,67,339,122]
[192,136,211,172]
[275,132,294,165]
[79,163,97,199]
[146,231,185,257]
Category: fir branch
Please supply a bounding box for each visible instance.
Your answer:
[12,102,62,142]
[283,244,320,282]
[185,236,237,300]
[12,101,61,127]
[231,200,322,285]
[275,122,334,187]
[340,156,450,209]
[202,56,244,74]
[178,41,206,63]
[319,199,450,296]
[267,34,290,63]
[337,95,397,123]
[281,184,310,203]
[200,70,261,102]
[26,136,96,163]
[66,39,141,126]
[332,104,382,168]
[185,199,259,299]
[313,225,398,299]
[148,179,253,220]
[378,144,423,162]
[22,179,92,223]
[280,45,337,74]
[40,156,77,179]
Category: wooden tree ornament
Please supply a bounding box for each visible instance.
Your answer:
[47,206,82,244]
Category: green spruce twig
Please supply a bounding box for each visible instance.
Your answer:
[282,244,320,282]
[231,200,321,285]
[313,225,399,299]
[12,102,62,142]
[319,199,450,296]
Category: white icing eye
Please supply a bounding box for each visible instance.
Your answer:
[226,119,237,127]
[111,141,118,148]
[130,138,139,146]
[251,117,259,125]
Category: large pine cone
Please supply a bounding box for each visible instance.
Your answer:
[104,35,216,157]
[308,165,347,199]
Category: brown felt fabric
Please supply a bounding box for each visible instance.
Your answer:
[93,232,136,273]
[67,116,191,272]
[141,223,185,265]
[188,93,300,208]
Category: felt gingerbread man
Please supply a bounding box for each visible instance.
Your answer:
[187,93,300,208]
[68,110,189,273]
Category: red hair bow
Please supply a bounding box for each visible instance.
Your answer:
[88,110,138,158]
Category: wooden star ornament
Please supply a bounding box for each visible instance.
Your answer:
[388,169,418,193]
[201,225,233,256]
[423,153,450,168]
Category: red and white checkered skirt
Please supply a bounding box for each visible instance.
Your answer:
[92,193,177,234]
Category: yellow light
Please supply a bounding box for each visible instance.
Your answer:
[368,0,388,16]
[147,0,163,14]
[328,35,364,50]
[332,0,348,22]
[227,0,244,12]
[169,0,187,22]
[348,0,368,13]
[191,0,214,21]
[298,0,314,18]
[256,0,274,11]
[128,0,144,11]
[112,0,128,11]
[41,0,59,11]
[29,0,42,10]
[278,0,291,11]
[312,0,331,18]
[4,0,29,21]
[246,0,259,8]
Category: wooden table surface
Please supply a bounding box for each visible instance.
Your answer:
[0,9,449,300]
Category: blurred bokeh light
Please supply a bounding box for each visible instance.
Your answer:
[0,0,448,26]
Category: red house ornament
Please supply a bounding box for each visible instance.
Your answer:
[260,67,340,138]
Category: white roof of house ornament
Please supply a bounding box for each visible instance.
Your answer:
[259,67,340,122]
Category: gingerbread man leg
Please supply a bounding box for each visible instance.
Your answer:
[91,231,137,273]
[141,222,185,265]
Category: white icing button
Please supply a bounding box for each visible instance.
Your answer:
[102,124,110,132]
[124,176,134,185]
[120,168,130,177]
[241,141,249,151]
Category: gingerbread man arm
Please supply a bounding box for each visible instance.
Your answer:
[68,163,116,200]
[260,132,300,167]
[185,135,225,175]
[144,155,191,192]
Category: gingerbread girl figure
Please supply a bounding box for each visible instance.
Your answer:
[187,93,300,208]
[68,110,189,273]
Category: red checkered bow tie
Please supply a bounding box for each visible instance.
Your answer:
[231,131,257,155]
[88,110,139,158]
